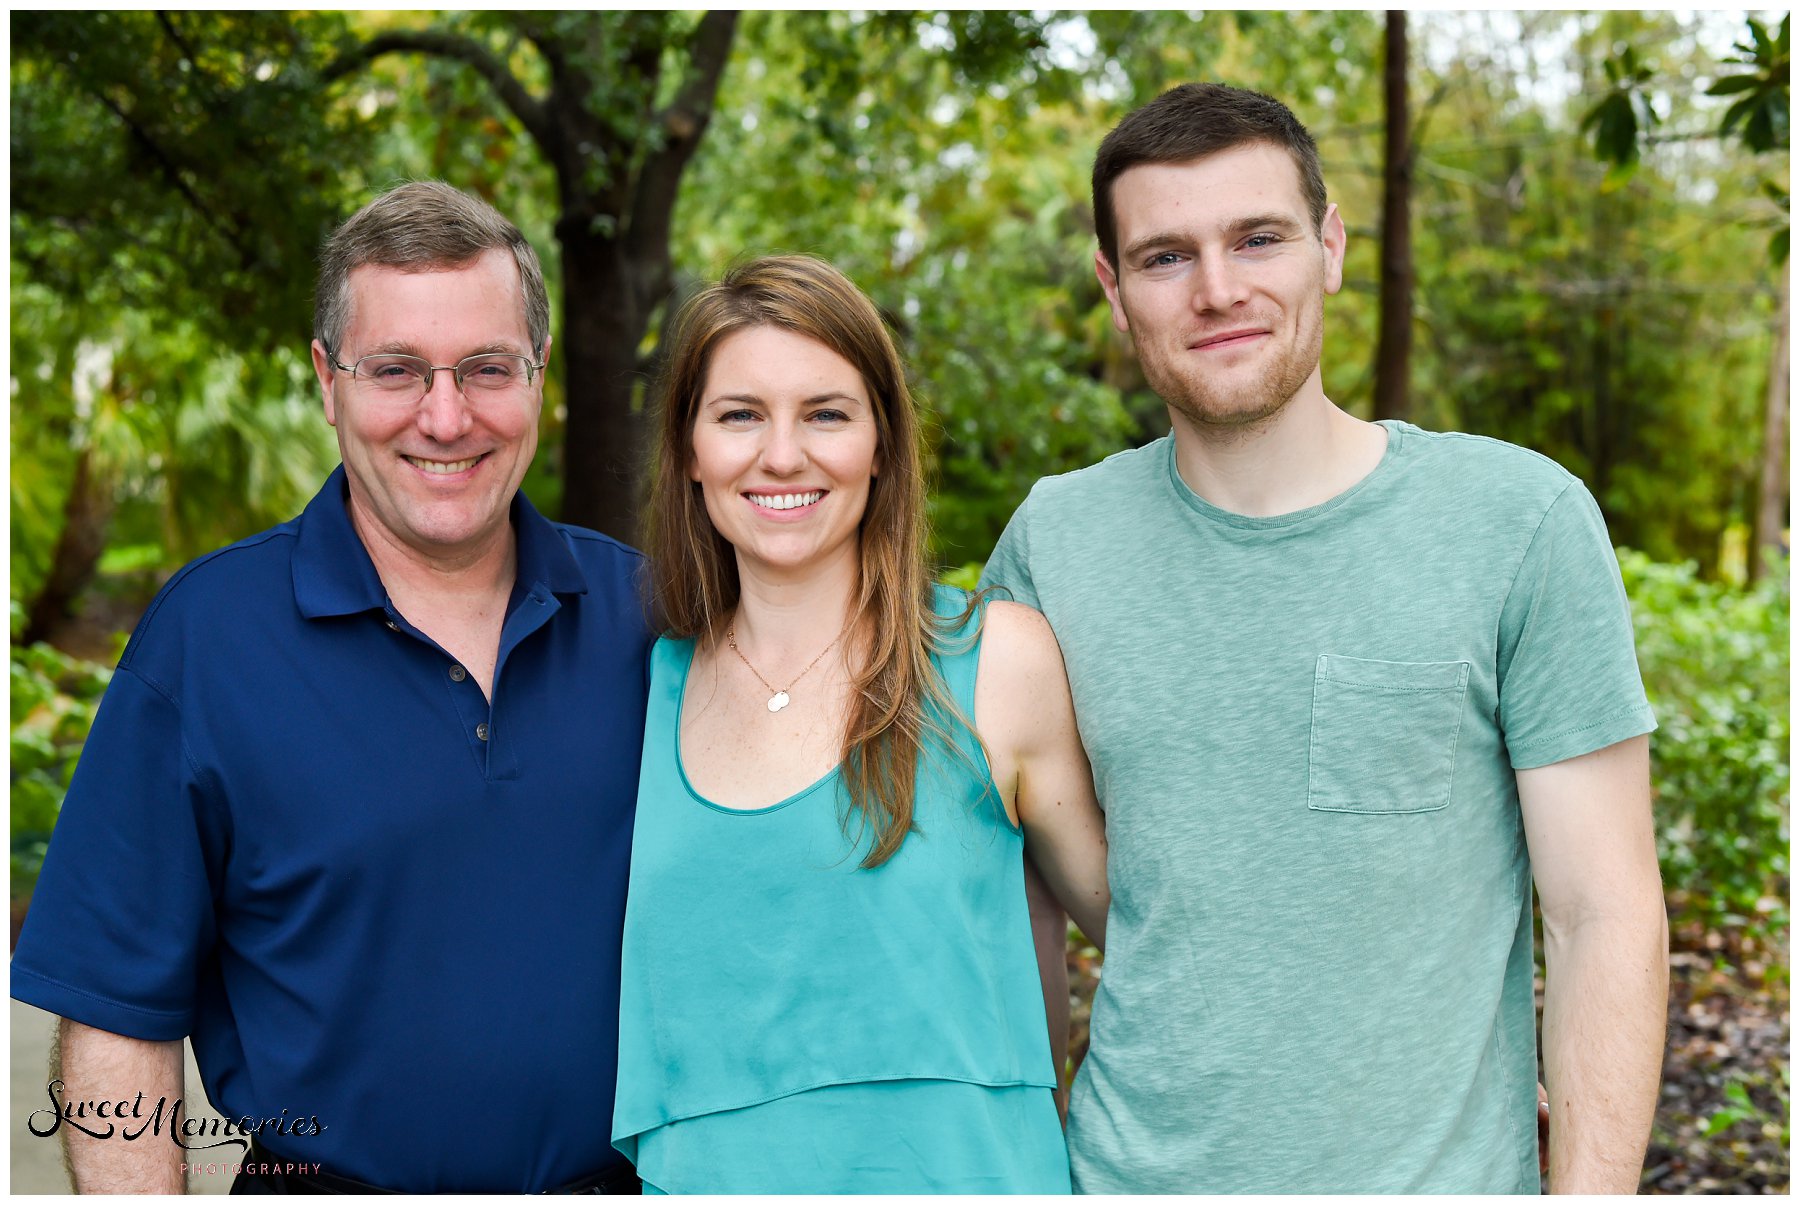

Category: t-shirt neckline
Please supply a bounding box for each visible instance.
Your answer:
[1163,419,1407,532]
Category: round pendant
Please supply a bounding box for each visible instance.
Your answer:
[767,691,791,713]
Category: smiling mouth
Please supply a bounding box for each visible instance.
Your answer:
[404,454,484,475]
[745,490,824,511]
[1193,330,1270,350]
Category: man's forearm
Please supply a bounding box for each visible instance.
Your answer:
[56,1019,187,1194]
[1541,903,1669,1193]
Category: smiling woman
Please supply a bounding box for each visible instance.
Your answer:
[614,256,1109,1193]
[687,323,879,582]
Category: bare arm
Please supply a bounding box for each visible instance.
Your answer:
[975,600,1108,947]
[1518,735,1668,1194]
[57,1019,187,1194]
[1024,858,1073,1119]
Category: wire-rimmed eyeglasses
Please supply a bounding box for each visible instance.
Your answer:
[326,350,546,403]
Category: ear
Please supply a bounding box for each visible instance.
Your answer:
[1319,203,1347,297]
[1095,248,1130,334]
[312,339,340,427]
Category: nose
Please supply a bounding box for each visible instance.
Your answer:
[1191,252,1251,315]
[759,416,807,476]
[415,370,474,442]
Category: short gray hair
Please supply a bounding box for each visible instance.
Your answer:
[313,180,550,358]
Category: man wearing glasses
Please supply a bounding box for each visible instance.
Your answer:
[12,182,653,1193]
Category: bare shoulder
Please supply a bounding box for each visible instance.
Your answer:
[976,598,1071,706]
[980,598,1062,667]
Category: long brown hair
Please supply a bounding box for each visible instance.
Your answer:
[644,254,974,868]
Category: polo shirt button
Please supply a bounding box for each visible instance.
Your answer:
[384,618,400,632]
[476,723,489,741]
[449,664,467,682]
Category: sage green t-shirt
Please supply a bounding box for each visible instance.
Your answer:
[979,421,1655,1193]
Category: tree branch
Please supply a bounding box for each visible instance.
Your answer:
[92,91,253,270]
[325,28,553,152]
[627,10,738,294]
[155,12,203,77]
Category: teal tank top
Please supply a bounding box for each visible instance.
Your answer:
[612,587,1067,1192]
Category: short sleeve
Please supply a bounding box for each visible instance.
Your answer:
[10,666,221,1039]
[979,493,1042,609]
[1495,481,1656,770]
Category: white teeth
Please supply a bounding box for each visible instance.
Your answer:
[751,491,822,511]
[406,456,480,475]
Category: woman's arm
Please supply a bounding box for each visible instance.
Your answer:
[975,600,1108,948]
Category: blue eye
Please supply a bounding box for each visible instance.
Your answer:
[811,409,850,423]
[1244,234,1281,249]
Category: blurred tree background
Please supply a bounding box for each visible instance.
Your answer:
[10,9,1789,1192]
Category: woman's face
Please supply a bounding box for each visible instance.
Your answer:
[689,324,881,581]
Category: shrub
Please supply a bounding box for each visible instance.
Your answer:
[1622,550,1789,953]
[10,640,111,897]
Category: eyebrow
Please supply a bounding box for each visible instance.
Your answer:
[705,392,863,407]
[357,339,529,359]
[1121,213,1307,262]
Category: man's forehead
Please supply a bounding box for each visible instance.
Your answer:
[344,248,519,290]
[339,250,529,347]
[1112,144,1313,233]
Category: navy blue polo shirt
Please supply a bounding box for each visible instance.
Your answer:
[12,467,654,1192]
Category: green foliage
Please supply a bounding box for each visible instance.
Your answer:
[11,11,370,350]
[1582,44,1661,187]
[1414,12,1778,572]
[9,278,340,611]
[10,640,113,895]
[1712,13,1791,266]
[1584,13,1790,264]
[1710,15,1790,155]
[1622,550,1790,944]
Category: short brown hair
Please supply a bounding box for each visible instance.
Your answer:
[644,254,977,869]
[1092,83,1327,268]
[314,180,549,357]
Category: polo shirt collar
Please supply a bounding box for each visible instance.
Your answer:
[292,466,589,619]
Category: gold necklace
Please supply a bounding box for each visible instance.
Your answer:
[725,617,851,713]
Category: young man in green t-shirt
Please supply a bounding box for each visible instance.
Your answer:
[982,83,1667,1193]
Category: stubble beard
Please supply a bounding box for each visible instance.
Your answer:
[1137,306,1327,443]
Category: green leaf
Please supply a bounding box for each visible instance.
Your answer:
[1748,18,1772,59]
[1722,92,1759,136]
[1706,74,1763,96]
[1746,100,1777,153]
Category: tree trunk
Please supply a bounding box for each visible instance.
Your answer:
[21,448,116,647]
[558,225,657,542]
[1373,11,1414,422]
[1750,258,1789,584]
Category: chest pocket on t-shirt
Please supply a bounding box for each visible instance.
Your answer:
[1307,654,1471,814]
